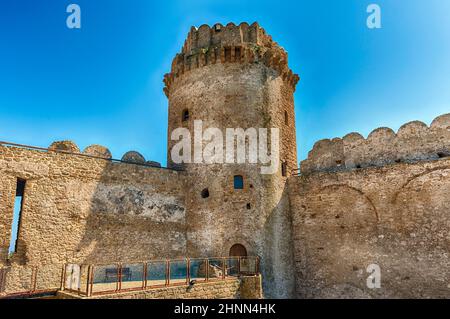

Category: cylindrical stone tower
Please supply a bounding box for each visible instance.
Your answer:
[163,22,299,298]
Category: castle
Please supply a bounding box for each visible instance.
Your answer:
[0,23,449,299]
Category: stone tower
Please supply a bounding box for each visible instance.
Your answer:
[163,22,299,298]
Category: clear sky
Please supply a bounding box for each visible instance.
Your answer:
[1,0,449,166]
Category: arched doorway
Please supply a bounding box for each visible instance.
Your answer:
[229,244,247,257]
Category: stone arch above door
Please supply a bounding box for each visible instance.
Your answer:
[229,243,247,257]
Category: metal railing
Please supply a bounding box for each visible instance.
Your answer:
[62,257,260,297]
[0,265,63,298]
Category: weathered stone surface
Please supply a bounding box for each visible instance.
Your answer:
[146,161,161,168]
[58,278,245,299]
[49,141,80,153]
[163,22,299,98]
[431,113,450,129]
[83,145,112,159]
[0,144,186,270]
[289,157,450,299]
[166,24,299,298]
[301,113,450,174]
[240,275,263,299]
[121,151,146,163]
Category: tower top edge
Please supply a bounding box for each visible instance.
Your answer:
[163,22,300,97]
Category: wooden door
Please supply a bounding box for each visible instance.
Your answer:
[229,244,247,257]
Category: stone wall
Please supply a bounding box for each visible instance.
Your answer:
[240,274,263,299]
[0,143,186,290]
[59,279,240,299]
[300,114,450,174]
[289,156,450,298]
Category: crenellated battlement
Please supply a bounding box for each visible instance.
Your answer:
[300,113,450,174]
[163,22,300,97]
[182,22,274,55]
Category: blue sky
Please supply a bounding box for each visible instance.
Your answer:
[1,0,449,167]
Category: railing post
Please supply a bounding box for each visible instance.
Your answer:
[205,258,209,282]
[166,260,170,286]
[60,264,67,291]
[145,262,149,289]
[117,263,122,292]
[222,258,226,279]
[77,265,81,295]
[186,258,190,285]
[142,262,146,290]
[88,265,94,297]
[29,267,34,293]
[85,265,90,296]
[31,266,38,293]
[237,257,241,275]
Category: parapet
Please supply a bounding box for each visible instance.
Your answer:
[163,22,300,97]
[120,151,161,168]
[121,151,146,164]
[49,141,80,153]
[48,141,112,159]
[83,145,112,159]
[300,113,450,174]
[42,141,162,167]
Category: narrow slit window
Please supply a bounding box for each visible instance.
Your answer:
[9,179,26,256]
[284,111,289,125]
[182,109,190,122]
[282,161,287,177]
[233,175,244,189]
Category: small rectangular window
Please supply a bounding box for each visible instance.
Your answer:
[9,179,26,256]
[233,175,244,189]
[235,47,242,62]
[225,47,232,62]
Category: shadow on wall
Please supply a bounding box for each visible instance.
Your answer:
[67,145,188,265]
[0,140,279,296]
[0,141,188,269]
[262,181,296,299]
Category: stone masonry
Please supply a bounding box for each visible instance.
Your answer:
[57,275,262,299]
[164,22,298,298]
[289,113,450,298]
[0,22,449,299]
